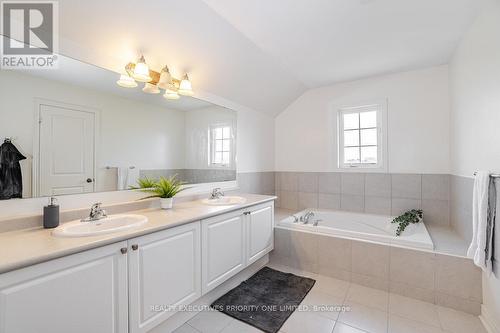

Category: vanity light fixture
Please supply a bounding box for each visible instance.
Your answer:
[116,73,138,88]
[132,55,152,82]
[142,83,160,94]
[116,57,193,100]
[178,74,194,96]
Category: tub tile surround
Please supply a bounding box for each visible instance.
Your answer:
[271,227,482,315]
[275,172,452,227]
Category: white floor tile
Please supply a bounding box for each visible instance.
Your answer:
[173,323,201,333]
[333,322,369,332]
[220,319,263,333]
[301,288,345,320]
[345,284,389,311]
[280,311,336,333]
[388,293,440,327]
[313,275,350,299]
[187,310,233,333]
[388,314,444,333]
[437,306,487,333]
[338,301,388,333]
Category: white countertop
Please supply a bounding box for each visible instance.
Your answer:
[0,194,276,274]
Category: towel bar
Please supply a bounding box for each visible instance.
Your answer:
[473,172,500,178]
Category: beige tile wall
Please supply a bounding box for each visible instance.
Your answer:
[271,228,482,315]
[275,172,451,226]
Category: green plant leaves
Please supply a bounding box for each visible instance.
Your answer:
[391,209,423,236]
[132,175,186,199]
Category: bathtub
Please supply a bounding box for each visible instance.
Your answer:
[278,209,434,250]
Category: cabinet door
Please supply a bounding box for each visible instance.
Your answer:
[246,202,274,265]
[128,222,201,333]
[202,210,245,294]
[0,242,128,333]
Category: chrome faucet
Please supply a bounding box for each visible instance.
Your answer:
[81,202,107,222]
[301,211,315,224]
[210,188,224,200]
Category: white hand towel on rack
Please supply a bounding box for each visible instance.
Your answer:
[468,171,493,272]
[126,167,140,189]
[117,167,128,190]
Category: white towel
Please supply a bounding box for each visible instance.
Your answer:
[117,167,128,191]
[468,171,492,271]
[125,167,140,189]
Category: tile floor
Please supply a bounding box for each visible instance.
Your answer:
[172,263,487,333]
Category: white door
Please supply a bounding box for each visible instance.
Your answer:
[128,222,201,333]
[247,202,274,265]
[202,209,246,294]
[0,242,129,333]
[38,103,95,196]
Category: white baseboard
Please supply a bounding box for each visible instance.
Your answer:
[149,254,269,333]
[480,304,500,333]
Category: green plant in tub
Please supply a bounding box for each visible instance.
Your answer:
[391,209,423,236]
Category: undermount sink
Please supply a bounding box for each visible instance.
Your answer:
[201,196,247,206]
[52,214,148,238]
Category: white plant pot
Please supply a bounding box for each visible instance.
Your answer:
[159,198,173,210]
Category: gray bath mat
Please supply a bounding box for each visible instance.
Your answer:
[211,266,315,333]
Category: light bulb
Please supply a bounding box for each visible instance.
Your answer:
[132,55,152,82]
[178,74,194,96]
[116,74,137,88]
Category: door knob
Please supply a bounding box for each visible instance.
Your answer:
[132,244,139,251]
[86,178,93,183]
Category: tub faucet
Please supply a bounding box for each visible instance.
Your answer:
[81,202,107,222]
[210,188,224,199]
[301,211,315,224]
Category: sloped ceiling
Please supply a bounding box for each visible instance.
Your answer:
[53,0,484,116]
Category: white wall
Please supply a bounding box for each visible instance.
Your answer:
[275,66,451,173]
[449,0,500,327]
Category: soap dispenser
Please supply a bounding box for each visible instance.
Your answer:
[43,197,60,229]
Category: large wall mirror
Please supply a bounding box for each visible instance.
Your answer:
[0,52,237,200]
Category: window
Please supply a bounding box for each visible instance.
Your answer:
[210,125,233,167]
[338,103,385,169]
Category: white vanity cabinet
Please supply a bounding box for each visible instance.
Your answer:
[201,201,274,294]
[127,222,201,333]
[201,209,246,294]
[0,242,129,333]
[246,202,274,265]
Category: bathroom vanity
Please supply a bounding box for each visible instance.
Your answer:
[0,195,275,333]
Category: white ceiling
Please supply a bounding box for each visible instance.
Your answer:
[202,0,486,88]
[32,0,486,116]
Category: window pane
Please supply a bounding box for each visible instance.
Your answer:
[344,130,359,147]
[343,113,359,130]
[360,128,377,146]
[222,127,231,139]
[214,127,223,139]
[222,152,230,164]
[360,111,377,128]
[361,146,378,164]
[214,152,222,163]
[222,140,230,151]
[215,140,223,151]
[344,147,360,164]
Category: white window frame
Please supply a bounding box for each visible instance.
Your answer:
[208,124,234,168]
[337,100,388,171]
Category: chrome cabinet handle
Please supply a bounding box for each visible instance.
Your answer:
[132,244,139,251]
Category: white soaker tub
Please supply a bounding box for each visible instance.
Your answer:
[278,209,434,250]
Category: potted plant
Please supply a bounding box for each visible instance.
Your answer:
[132,175,185,209]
